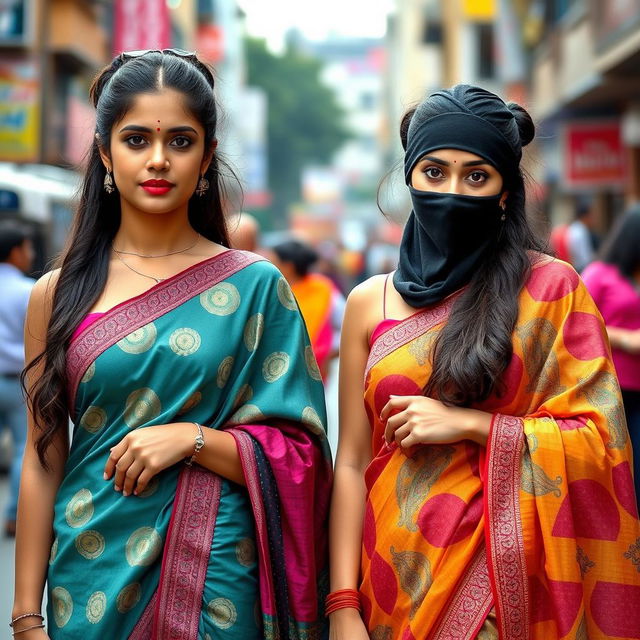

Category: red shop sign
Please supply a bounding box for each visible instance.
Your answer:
[563,120,627,188]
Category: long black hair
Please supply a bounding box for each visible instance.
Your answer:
[600,205,640,281]
[25,51,231,467]
[399,85,546,406]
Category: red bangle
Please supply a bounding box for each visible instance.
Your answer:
[325,588,361,616]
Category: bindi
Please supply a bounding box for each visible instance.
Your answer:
[156,120,161,132]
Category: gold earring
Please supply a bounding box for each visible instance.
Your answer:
[103,170,115,194]
[195,176,209,196]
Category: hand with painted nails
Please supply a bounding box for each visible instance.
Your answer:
[380,395,492,450]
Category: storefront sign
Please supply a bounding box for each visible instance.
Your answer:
[0,58,39,162]
[113,0,170,55]
[563,120,627,188]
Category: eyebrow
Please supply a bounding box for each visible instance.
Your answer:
[118,125,198,134]
[421,155,488,168]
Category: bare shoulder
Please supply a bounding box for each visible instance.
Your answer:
[25,269,60,345]
[30,269,60,308]
[344,274,389,343]
[347,273,388,308]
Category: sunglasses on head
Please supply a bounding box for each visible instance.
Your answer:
[119,48,196,61]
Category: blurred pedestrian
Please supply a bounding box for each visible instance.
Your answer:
[272,239,345,380]
[549,198,598,272]
[329,84,640,640]
[12,50,330,639]
[228,211,260,252]
[0,220,34,538]
[582,204,640,511]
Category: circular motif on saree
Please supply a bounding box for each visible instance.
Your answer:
[177,391,202,416]
[234,384,253,409]
[65,489,94,528]
[80,405,107,434]
[207,597,237,629]
[86,591,107,624]
[75,530,105,559]
[302,406,324,436]
[235,537,256,567]
[125,526,162,566]
[200,282,240,316]
[124,388,161,429]
[304,346,322,381]
[217,356,234,389]
[262,351,290,383]
[116,583,141,613]
[417,492,484,547]
[277,277,297,311]
[51,586,73,628]
[117,322,157,354]
[525,260,579,302]
[137,475,160,498]
[169,327,201,356]
[80,362,95,384]
[244,313,265,352]
[228,404,264,425]
[562,312,608,361]
[49,537,58,564]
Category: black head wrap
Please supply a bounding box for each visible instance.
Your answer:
[404,85,522,186]
[394,85,526,308]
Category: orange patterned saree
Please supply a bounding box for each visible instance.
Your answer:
[361,258,640,640]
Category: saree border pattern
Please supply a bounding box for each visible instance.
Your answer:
[128,466,222,639]
[429,546,494,640]
[485,413,530,640]
[365,295,457,378]
[67,250,263,409]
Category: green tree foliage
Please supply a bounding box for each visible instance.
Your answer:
[245,37,349,223]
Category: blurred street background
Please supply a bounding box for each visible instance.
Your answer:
[2,0,640,633]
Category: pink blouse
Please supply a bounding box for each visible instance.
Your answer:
[72,312,105,341]
[582,261,640,391]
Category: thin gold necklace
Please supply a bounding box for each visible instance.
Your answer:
[112,233,200,258]
[114,251,167,284]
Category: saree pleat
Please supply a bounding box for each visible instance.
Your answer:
[49,251,332,639]
[362,257,640,640]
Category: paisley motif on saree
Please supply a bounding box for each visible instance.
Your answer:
[49,251,332,639]
[361,257,640,640]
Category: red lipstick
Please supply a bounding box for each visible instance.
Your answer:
[141,179,174,195]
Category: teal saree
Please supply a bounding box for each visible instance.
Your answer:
[48,250,332,639]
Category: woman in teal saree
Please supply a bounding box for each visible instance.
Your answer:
[12,51,331,640]
[54,252,331,638]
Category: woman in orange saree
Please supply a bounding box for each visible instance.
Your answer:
[272,240,345,379]
[329,84,640,640]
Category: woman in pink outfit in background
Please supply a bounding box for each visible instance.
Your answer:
[582,205,640,510]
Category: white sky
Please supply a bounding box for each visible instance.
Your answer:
[237,0,394,50]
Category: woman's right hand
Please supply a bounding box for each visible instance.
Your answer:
[329,608,370,640]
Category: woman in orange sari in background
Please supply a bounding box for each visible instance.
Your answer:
[329,84,640,640]
[272,239,345,380]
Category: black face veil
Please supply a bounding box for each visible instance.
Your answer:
[393,99,522,309]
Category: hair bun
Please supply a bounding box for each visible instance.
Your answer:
[507,102,535,147]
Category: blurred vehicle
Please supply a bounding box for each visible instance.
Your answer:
[0,163,80,273]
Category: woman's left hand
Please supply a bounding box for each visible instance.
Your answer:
[103,423,194,496]
[381,395,492,449]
